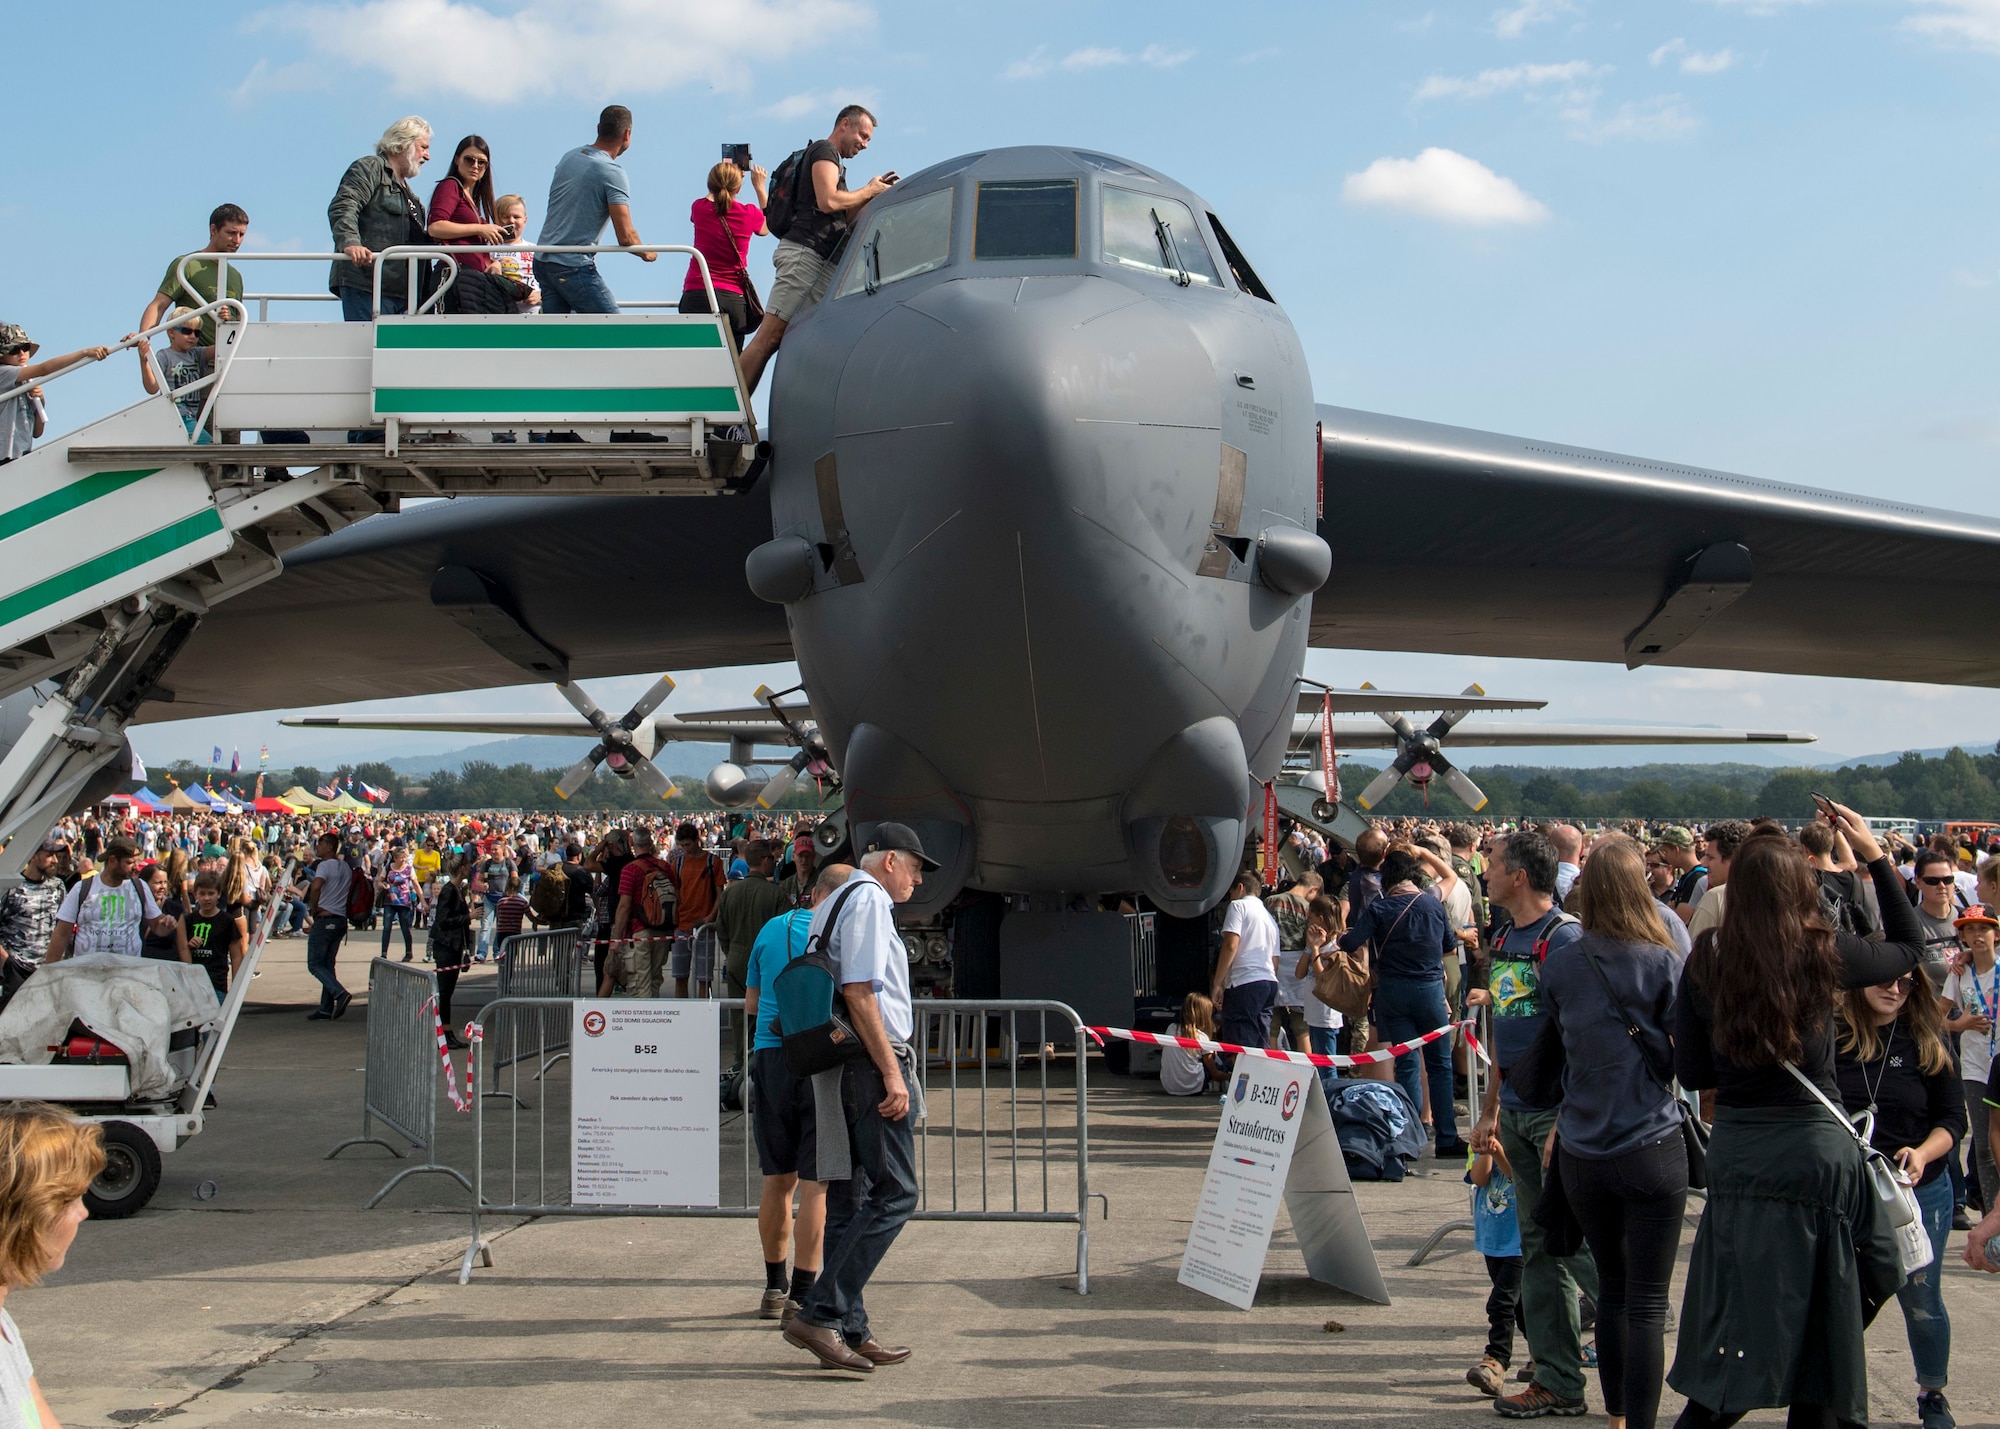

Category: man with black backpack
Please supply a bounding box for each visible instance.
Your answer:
[300,832,356,1021]
[782,822,937,1375]
[739,105,898,395]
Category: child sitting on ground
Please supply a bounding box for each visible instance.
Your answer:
[1465,1137,1527,1397]
[1160,991,1224,1097]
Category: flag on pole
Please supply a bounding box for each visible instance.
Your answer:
[230,748,241,775]
[259,744,269,766]
[1262,781,1279,888]
[210,745,222,766]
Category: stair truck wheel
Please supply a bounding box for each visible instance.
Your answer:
[84,1121,163,1219]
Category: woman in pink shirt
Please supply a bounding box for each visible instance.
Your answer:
[426,135,504,274]
[679,160,769,350]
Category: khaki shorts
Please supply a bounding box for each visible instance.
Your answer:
[619,931,670,998]
[767,240,834,322]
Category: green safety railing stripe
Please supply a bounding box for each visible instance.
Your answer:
[0,508,224,629]
[374,387,741,414]
[375,325,724,350]
[0,468,163,544]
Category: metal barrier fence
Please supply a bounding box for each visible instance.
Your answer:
[488,928,584,1075]
[326,958,473,1208]
[458,996,1100,1292]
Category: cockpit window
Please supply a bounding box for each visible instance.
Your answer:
[1101,188,1222,288]
[1205,213,1275,303]
[835,187,954,299]
[974,180,1077,260]
[1074,151,1152,180]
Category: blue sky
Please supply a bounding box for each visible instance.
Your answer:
[10,0,2000,769]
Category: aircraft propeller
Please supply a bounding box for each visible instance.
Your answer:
[552,675,680,801]
[1351,685,1490,813]
[751,683,836,809]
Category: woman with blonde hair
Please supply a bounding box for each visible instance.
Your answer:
[679,159,770,350]
[1834,967,1964,1428]
[1540,833,1684,1429]
[0,1105,104,1429]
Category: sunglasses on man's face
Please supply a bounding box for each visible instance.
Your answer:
[1920,875,1956,887]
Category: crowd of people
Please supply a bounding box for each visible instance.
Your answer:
[1189,806,1999,1428]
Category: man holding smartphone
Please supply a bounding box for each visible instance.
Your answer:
[740,104,897,395]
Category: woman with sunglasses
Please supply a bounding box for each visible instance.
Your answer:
[426,135,505,273]
[1668,804,1925,1429]
[1833,966,1964,1429]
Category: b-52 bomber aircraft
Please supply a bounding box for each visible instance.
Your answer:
[5,146,1997,1004]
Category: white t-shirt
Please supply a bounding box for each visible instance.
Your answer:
[809,868,912,1042]
[1304,965,1346,1031]
[0,369,37,463]
[1220,895,1280,989]
[0,1309,38,1429]
[1689,883,1728,941]
[1944,961,1999,1085]
[55,875,162,958]
[312,858,352,916]
[1159,1022,1208,1096]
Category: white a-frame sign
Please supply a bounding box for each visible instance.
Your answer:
[1178,1054,1392,1309]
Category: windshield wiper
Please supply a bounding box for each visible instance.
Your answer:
[1151,209,1191,287]
[864,235,882,295]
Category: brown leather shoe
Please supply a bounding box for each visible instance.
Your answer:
[783,1319,873,1373]
[848,1337,912,1366]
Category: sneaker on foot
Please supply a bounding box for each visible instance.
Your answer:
[759,1286,789,1320]
[307,1011,332,1021]
[1494,1383,1586,1419]
[1436,1138,1472,1159]
[1918,1389,1955,1429]
[1467,1355,1507,1397]
[1950,1206,1973,1231]
[332,990,353,1019]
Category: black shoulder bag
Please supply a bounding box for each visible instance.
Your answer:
[1576,943,1709,1189]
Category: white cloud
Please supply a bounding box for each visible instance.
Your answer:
[1342,148,1550,227]
[1905,0,2000,54]
[1414,59,1604,103]
[1492,0,1581,39]
[1650,38,1740,73]
[1699,0,1816,10]
[1564,94,1700,141]
[254,0,872,100]
[761,88,877,121]
[1004,43,1195,79]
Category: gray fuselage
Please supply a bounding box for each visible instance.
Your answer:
[752,147,1321,916]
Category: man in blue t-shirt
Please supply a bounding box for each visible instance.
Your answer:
[741,866,847,1323]
[535,104,654,314]
[1468,829,1599,1419]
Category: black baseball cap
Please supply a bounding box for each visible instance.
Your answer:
[864,821,939,870]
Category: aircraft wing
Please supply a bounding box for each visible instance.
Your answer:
[280,712,798,747]
[1313,407,2000,687]
[136,487,792,723]
[1292,717,1815,751]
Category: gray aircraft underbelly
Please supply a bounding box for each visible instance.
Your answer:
[749,148,1322,917]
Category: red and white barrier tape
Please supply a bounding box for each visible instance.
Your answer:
[425,995,483,1112]
[1084,1018,1489,1070]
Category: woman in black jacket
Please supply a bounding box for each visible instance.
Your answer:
[429,859,473,1049]
[1834,967,1965,1429]
[1669,805,1923,1429]
[1543,835,1685,1429]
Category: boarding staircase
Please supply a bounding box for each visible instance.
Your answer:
[0,246,758,873]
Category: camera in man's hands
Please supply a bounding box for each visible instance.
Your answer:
[723,142,753,170]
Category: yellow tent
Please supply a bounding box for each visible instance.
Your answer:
[278,786,341,813]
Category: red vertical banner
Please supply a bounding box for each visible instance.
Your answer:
[1320,690,1338,803]
[1263,780,1279,887]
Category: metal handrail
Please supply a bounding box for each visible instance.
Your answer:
[172,252,342,324]
[0,297,236,413]
[370,242,718,318]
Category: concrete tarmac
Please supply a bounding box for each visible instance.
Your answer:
[18,941,2000,1427]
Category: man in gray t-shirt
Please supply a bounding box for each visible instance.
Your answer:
[535,104,653,315]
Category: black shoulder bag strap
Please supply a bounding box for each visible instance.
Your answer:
[795,880,865,967]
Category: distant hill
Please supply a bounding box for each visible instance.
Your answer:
[1818,742,1998,769]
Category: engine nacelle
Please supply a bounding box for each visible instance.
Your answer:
[704,762,770,808]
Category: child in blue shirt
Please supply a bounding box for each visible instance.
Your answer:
[1466,1140,1527,1397]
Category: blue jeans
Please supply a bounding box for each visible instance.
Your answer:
[1308,1024,1343,1105]
[798,1057,919,1344]
[305,915,348,1012]
[380,903,415,957]
[476,896,501,958]
[1897,1172,1953,1390]
[1372,975,1458,1146]
[338,288,408,321]
[536,259,617,314]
